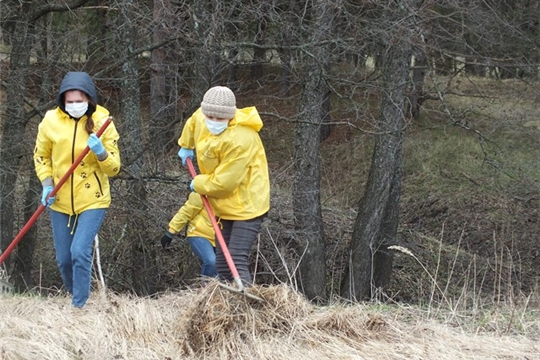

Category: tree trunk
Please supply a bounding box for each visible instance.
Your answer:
[319,89,332,142]
[12,170,39,291]
[250,12,268,79]
[149,0,173,154]
[292,0,335,302]
[280,52,292,97]
[0,8,35,267]
[190,0,213,107]
[293,78,327,301]
[408,49,427,121]
[341,0,417,301]
[114,0,157,295]
[12,27,56,291]
[227,48,238,89]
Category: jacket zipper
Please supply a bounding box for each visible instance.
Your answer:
[70,120,78,214]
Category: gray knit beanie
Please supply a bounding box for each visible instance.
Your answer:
[201,86,237,119]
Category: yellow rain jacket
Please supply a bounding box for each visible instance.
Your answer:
[34,106,121,215]
[168,192,215,246]
[178,106,270,220]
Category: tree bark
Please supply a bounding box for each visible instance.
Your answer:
[0,8,34,267]
[149,0,174,154]
[113,0,157,295]
[190,0,214,106]
[341,0,417,301]
[292,0,335,302]
[11,27,55,291]
[250,11,268,79]
[12,170,39,291]
[408,49,428,121]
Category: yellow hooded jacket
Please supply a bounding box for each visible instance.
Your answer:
[34,106,121,215]
[168,192,215,247]
[178,106,270,220]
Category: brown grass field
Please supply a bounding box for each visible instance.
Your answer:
[1,281,539,359]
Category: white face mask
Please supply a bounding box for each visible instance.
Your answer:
[205,118,229,135]
[65,102,88,118]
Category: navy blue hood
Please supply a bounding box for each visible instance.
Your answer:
[56,72,98,108]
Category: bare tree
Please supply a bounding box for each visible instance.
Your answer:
[110,0,158,295]
[149,0,176,154]
[11,15,58,290]
[341,0,421,301]
[292,0,338,302]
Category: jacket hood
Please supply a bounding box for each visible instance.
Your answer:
[229,107,263,132]
[56,72,98,108]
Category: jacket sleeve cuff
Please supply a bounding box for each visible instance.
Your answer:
[41,177,54,187]
[96,150,109,162]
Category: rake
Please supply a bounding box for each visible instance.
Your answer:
[186,157,263,302]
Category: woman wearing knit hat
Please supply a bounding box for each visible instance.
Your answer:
[177,86,270,286]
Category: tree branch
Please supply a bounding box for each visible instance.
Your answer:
[30,0,92,22]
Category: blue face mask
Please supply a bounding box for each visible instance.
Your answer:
[205,118,229,135]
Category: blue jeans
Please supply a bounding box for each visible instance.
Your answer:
[49,208,106,308]
[187,236,217,278]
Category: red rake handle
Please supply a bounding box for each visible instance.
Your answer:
[185,157,242,283]
[0,117,113,265]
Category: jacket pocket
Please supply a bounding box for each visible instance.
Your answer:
[93,173,104,198]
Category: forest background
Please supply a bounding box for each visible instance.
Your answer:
[0,0,539,313]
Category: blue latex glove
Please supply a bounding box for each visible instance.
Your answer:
[189,179,196,192]
[88,133,105,156]
[178,147,194,166]
[41,186,55,206]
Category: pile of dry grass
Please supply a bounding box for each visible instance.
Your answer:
[180,282,313,354]
[178,281,396,358]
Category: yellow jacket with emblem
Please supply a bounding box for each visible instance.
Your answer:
[34,105,121,215]
[178,106,270,221]
[168,192,215,246]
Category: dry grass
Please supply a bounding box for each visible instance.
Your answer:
[0,281,538,360]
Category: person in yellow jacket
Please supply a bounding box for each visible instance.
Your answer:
[160,192,217,278]
[177,86,270,285]
[33,71,121,308]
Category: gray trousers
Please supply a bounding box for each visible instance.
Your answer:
[215,214,265,285]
